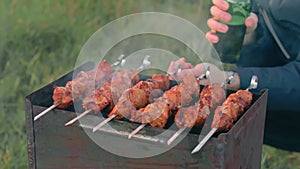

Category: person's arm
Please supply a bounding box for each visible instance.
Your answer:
[234,57,300,112]
[169,58,300,112]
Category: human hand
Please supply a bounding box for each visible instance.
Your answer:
[177,63,240,90]
[191,63,227,86]
[167,57,194,75]
[170,62,226,85]
[205,0,258,43]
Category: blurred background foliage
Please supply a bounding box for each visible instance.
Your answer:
[0,0,299,168]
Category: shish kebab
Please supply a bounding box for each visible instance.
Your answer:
[127,72,202,139]
[167,84,226,145]
[191,75,258,154]
[33,56,120,121]
[126,66,211,139]
[92,73,171,132]
[166,71,234,145]
[64,55,151,126]
[91,63,183,131]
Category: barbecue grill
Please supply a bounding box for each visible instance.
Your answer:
[25,62,268,169]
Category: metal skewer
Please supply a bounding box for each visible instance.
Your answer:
[65,109,92,126]
[197,65,210,81]
[111,54,126,67]
[128,123,147,139]
[33,55,126,122]
[191,127,217,154]
[127,63,184,139]
[191,75,258,154]
[127,122,146,139]
[167,127,186,145]
[246,75,258,91]
[129,66,211,140]
[92,114,117,132]
[91,56,152,131]
[137,55,151,71]
[34,102,60,121]
[64,55,127,126]
[166,66,211,145]
[167,63,181,77]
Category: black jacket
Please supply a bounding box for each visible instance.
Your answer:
[234,0,300,151]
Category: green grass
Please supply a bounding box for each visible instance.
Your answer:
[0,0,299,168]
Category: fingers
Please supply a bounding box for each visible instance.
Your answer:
[175,69,191,81]
[177,58,193,69]
[177,63,208,79]
[212,0,229,11]
[207,18,229,33]
[171,62,227,86]
[167,57,194,74]
[175,63,215,84]
[210,6,231,22]
[207,5,230,42]
[191,64,207,77]
[206,31,219,43]
[245,13,258,29]
[167,61,176,74]
[206,0,231,43]
[181,62,194,69]
[177,57,186,63]
[192,63,227,85]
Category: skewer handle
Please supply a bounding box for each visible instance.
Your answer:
[128,123,147,139]
[137,55,151,71]
[110,54,126,67]
[167,127,187,145]
[34,104,59,121]
[246,75,258,91]
[65,109,92,126]
[191,127,217,154]
[92,114,117,132]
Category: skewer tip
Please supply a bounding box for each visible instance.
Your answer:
[128,134,133,139]
[64,109,93,127]
[191,127,217,154]
[128,123,147,139]
[64,120,73,126]
[92,114,117,132]
[167,127,187,145]
[34,104,58,121]
[191,144,202,154]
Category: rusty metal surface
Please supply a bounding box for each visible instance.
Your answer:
[25,98,36,169]
[32,106,217,169]
[216,90,268,169]
[25,62,94,169]
[25,65,268,169]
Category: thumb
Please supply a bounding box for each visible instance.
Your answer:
[167,61,175,73]
[190,64,207,77]
[178,57,186,63]
[245,13,258,29]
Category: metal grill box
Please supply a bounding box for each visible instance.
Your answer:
[25,63,268,169]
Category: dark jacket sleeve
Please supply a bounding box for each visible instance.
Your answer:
[234,55,300,112]
[234,0,300,112]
